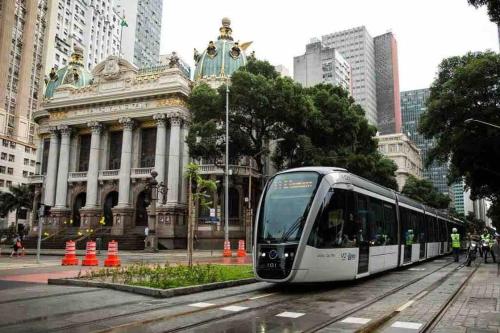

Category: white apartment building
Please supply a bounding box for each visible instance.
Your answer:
[43,0,122,72]
[322,26,378,126]
[294,39,351,93]
[114,0,163,68]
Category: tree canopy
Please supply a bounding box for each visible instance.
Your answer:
[420,52,500,199]
[467,0,500,23]
[401,175,451,209]
[0,185,34,227]
[187,59,398,190]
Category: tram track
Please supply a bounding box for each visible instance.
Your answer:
[302,259,457,332]
[93,258,457,333]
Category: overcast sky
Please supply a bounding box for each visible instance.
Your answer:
[160,0,498,91]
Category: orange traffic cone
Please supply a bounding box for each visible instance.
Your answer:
[237,240,246,257]
[82,241,99,266]
[223,240,232,257]
[61,240,79,265]
[104,240,121,267]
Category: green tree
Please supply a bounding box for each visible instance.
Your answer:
[187,59,306,173]
[0,185,34,229]
[274,84,398,190]
[419,51,500,200]
[466,211,486,232]
[402,175,451,209]
[185,163,217,267]
[467,0,500,23]
[486,197,500,230]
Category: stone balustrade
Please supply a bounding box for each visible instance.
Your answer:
[131,167,154,178]
[98,169,120,180]
[68,171,88,182]
[28,174,45,184]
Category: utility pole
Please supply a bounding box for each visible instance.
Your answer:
[224,83,229,245]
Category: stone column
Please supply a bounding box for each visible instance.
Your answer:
[44,127,59,207]
[54,125,71,209]
[166,114,182,205]
[117,117,134,207]
[179,121,190,205]
[84,121,102,208]
[112,118,135,236]
[153,114,167,204]
[80,122,102,229]
[35,138,44,174]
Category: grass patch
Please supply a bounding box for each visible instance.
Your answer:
[82,263,254,289]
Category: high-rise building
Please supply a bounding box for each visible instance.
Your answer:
[374,32,401,134]
[376,133,423,191]
[293,39,351,92]
[0,0,45,227]
[274,64,290,78]
[43,0,122,72]
[114,0,163,68]
[401,89,449,195]
[322,27,377,126]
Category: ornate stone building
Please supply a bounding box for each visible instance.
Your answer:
[31,46,191,248]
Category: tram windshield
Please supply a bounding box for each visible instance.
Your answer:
[257,172,320,243]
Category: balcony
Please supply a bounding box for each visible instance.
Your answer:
[98,169,119,180]
[131,167,154,179]
[28,174,45,184]
[198,164,260,177]
[68,171,87,182]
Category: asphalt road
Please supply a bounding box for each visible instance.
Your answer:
[1,256,489,333]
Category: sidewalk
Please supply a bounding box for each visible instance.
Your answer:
[433,262,500,333]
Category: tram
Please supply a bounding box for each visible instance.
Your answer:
[253,167,467,283]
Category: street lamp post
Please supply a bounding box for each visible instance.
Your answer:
[224,83,230,247]
[464,118,500,130]
[146,170,167,252]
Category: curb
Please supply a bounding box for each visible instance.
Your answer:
[48,277,257,298]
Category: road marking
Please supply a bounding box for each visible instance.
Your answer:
[188,302,214,308]
[249,293,275,300]
[221,305,249,312]
[276,311,305,318]
[340,317,371,324]
[391,321,422,329]
[409,268,426,271]
[396,300,415,312]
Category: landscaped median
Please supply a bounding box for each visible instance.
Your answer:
[48,263,256,298]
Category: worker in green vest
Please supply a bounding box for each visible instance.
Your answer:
[481,229,494,263]
[451,228,460,262]
[405,229,414,246]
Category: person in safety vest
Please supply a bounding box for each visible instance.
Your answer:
[405,229,414,246]
[481,229,494,263]
[451,228,460,262]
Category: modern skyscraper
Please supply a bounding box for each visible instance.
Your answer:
[401,89,449,195]
[274,64,291,78]
[43,0,122,71]
[322,27,377,126]
[114,0,163,68]
[374,32,401,134]
[293,39,351,92]
[0,0,44,226]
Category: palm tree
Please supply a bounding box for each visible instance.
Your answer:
[0,184,34,230]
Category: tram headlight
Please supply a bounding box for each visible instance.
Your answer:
[260,252,266,257]
[285,253,289,258]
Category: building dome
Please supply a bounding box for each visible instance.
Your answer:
[44,47,93,99]
[193,18,252,83]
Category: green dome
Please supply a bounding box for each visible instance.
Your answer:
[44,47,93,99]
[193,18,251,82]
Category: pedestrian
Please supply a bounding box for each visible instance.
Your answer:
[9,236,21,257]
[450,227,460,262]
[491,234,499,265]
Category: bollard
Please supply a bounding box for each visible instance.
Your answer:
[104,240,121,267]
[237,240,246,257]
[61,240,79,265]
[82,241,99,266]
[223,240,232,257]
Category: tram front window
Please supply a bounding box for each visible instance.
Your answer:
[257,172,320,243]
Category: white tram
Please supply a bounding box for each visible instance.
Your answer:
[253,167,466,283]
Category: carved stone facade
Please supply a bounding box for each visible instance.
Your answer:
[31,56,192,248]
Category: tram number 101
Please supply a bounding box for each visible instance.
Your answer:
[267,262,278,268]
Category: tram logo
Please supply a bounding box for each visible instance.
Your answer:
[269,249,279,260]
[341,252,356,261]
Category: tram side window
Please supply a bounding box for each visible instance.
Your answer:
[307,189,357,248]
[355,194,370,246]
[383,203,397,245]
[426,216,436,242]
[400,208,415,245]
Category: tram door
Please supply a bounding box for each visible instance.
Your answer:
[356,195,369,274]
